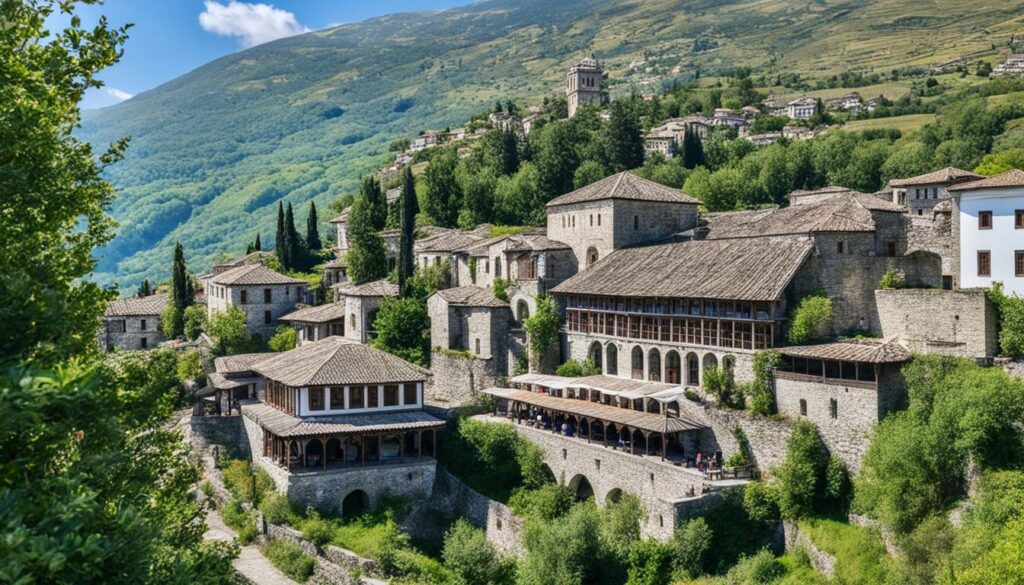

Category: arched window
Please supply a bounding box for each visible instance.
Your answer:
[665,351,681,384]
[586,247,599,267]
[648,349,661,382]
[606,344,618,376]
[686,353,700,385]
[588,341,603,372]
[516,300,530,322]
[631,346,644,380]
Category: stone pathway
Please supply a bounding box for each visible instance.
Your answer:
[203,507,299,585]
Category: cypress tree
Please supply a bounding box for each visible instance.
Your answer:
[398,167,418,296]
[306,202,320,251]
[254,232,261,251]
[284,202,303,271]
[275,202,286,267]
[360,176,387,230]
[246,242,253,255]
[168,242,191,336]
[345,189,388,284]
[681,128,705,169]
[604,99,644,172]
[499,128,520,176]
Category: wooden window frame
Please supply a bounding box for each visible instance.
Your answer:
[978,250,991,277]
[1016,210,1024,230]
[1017,251,1024,278]
[309,387,325,411]
[979,211,993,230]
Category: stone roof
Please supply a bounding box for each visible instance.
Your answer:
[253,336,430,387]
[208,372,261,390]
[779,338,911,364]
[280,303,346,324]
[104,294,169,317]
[332,279,399,298]
[415,229,486,253]
[215,352,274,374]
[571,55,601,70]
[211,264,306,286]
[888,167,983,187]
[433,286,508,308]
[323,258,346,269]
[947,169,1024,192]
[546,172,699,208]
[240,400,444,439]
[504,234,571,252]
[703,193,903,239]
[551,236,813,301]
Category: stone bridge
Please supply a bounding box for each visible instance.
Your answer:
[479,416,735,540]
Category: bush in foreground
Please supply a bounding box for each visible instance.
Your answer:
[262,539,316,582]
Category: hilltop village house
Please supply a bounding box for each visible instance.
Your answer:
[887,167,984,217]
[949,169,1024,296]
[228,337,445,514]
[330,279,399,344]
[206,264,307,340]
[280,303,347,347]
[100,293,168,351]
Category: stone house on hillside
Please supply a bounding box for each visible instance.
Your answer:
[206,264,307,340]
[100,293,168,351]
[237,336,445,515]
[887,167,983,217]
[785,97,817,120]
[199,352,268,416]
[280,303,347,346]
[949,169,1024,296]
[331,279,399,344]
[451,232,575,300]
[414,227,488,285]
[198,251,273,294]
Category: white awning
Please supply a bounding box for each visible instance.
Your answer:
[649,387,688,403]
[510,373,576,390]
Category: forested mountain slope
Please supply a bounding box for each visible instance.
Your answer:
[79,0,1024,287]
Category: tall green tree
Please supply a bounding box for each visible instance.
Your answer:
[359,175,387,230]
[283,202,303,271]
[164,242,192,337]
[498,127,520,176]
[254,232,261,251]
[398,167,418,296]
[344,189,388,284]
[305,202,320,251]
[423,149,462,227]
[275,201,287,267]
[605,99,645,172]
[681,128,706,169]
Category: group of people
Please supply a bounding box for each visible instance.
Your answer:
[694,450,723,472]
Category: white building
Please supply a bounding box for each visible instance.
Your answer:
[785,97,818,120]
[950,170,1024,296]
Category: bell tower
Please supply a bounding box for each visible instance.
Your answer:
[566,55,603,118]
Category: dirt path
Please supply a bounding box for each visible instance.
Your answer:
[203,507,299,585]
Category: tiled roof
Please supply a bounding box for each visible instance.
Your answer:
[253,336,430,387]
[704,193,902,239]
[546,172,699,208]
[332,279,399,298]
[779,338,911,364]
[211,264,306,286]
[240,400,444,438]
[415,229,486,253]
[947,169,1024,192]
[215,352,274,374]
[888,167,983,187]
[280,303,346,323]
[208,372,261,390]
[323,258,346,269]
[105,294,168,317]
[551,236,813,301]
[433,286,508,308]
[504,234,571,252]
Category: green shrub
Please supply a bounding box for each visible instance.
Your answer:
[774,420,829,520]
[221,459,275,506]
[554,358,601,377]
[222,497,258,545]
[268,325,297,352]
[259,493,295,526]
[492,278,514,303]
[703,366,741,408]
[439,417,551,501]
[879,268,906,290]
[788,295,832,344]
[743,481,779,522]
[748,350,780,415]
[519,503,605,585]
[300,508,333,548]
[262,539,316,582]
[176,349,204,386]
[798,518,890,585]
[625,538,675,585]
[442,519,508,585]
[725,548,785,583]
[523,295,559,359]
[673,517,713,579]
[183,304,207,340]
[998,293,1024,358]
[508,483,574,521]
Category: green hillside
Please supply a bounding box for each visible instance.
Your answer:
[79,0,1024,287]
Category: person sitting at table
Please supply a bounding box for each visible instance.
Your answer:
[696,452,704,472]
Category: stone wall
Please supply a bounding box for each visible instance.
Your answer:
[875,289,997,358]
[908,213,956,280]
[679,400,795,473]
[265,523,380,585]
[189,414,251,459]
[207,282,303,341]
[783,521,836,577]
[426,351,500,408]
[100,314,165,351]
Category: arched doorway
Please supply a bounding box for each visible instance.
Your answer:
[686,352,700,386]
[304,438,324,468]
[588,341,603,372]
[703,353,719,374]
[540,463,556,484]
[606,488,624,504]
[342,489,370,518]
[516,300,530,323]
[631,346,644,380]
[648,349,661,382]
[665,351,681,384]
[569,474,595,500]
[606,344,618,376]
[586,247,599,267]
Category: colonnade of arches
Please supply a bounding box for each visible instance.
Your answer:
[587,341,734,387]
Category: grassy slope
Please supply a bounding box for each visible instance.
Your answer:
[78,0,1024,288]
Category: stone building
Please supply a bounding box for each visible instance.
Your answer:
[887,167,983,217]
[451,232,575,299]
[415,227,488,286]
[773,338,910,472]
[326,187,402,284]
[427,286,510,407]
[567,55,603,118]
[237,336,445,514]
[199,352,268,416]
[643,117,712,158]
[198,251,273,294]
[949,169,1024,296]
[280,303,347,346]
[206,264,307,340]
[874,289,997,358]
[545,171,700,270]
[331,279,399,344]
[992,54,1024,77]
[785,97,818,120]
[100,293,168,351]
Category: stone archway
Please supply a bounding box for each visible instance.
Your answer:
[631,346,644,380]
[516,299,530,323]
[540,463,556,483]
[686,352,700,386]
[342,489,370,518]
[606,488,624,504]
[568,474,595,500]
[588,341,603,372]
[648,349,661,382]
[665,350,681,384]
[606,343,618,376]
[702,353,719,379]
[586,246,599,267]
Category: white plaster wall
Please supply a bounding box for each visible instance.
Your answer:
[959,187,1024,296]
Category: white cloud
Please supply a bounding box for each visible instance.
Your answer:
[199,1,309,48]
[105,87,134,102]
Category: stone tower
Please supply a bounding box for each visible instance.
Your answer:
[566,55,603,118]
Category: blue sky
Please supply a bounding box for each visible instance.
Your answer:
[59,1,476,109]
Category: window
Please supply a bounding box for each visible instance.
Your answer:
[240,290,248,304]
[979,211,993,229]
[367,386,379,408]
[475,338,481,354]
[140,337,148,349]
[140,319,147,331]
[978,250,991,277]
[330,387,344,410]
[484,259,490,274]
[1017,251,1024,277]
[494,257,501,277]
[597,214,601,226]
[915,188,921,200]
[264,288,272,302]
[589,214,593,226]
[837,241,844,254]
[1017,210,1024,229]
[350,314,356,328]
[829,398,838,419]
[308,388,324,411]
[917,209,923,216]
[113,319,126,333]
[264,310,272,324]
[886,241,897,257]
[633,215,639,230]
[349,386,365,409]
[383,385,399,407]
[799,399,807,416]
[404,383,417,406]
